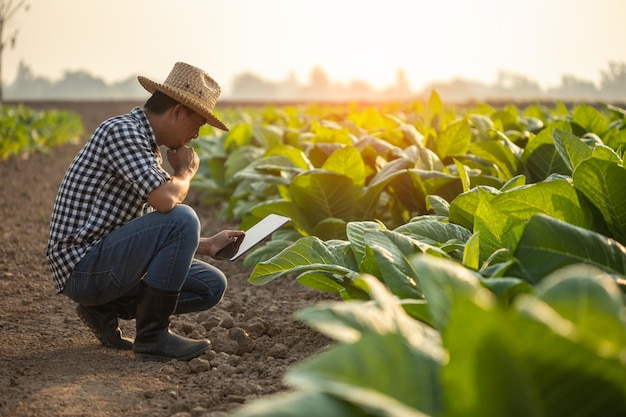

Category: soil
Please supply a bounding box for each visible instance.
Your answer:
[0,101,334,417]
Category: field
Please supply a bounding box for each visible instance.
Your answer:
[2,98,625,417]
[0,101,333,417]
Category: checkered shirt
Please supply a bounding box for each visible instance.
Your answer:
[46,107,171,293]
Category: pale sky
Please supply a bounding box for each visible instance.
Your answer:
[2,0,626,96]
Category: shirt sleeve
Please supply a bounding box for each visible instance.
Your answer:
[101,121,170,200]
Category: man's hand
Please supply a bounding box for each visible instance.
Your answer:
[167,146,199,178]
[148,146,199,213]
[196,230,246,258]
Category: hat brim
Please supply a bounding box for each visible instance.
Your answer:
[138,76,229,132]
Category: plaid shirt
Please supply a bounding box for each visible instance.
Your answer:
[46,108,171,293]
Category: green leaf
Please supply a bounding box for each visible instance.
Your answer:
[363,230,426,299]
[265,144,312,170]
[252,123,284,148]
[296,271,346,293]
[249,236,359,285]
[394,217,472,245]
[474,187,520,261]
[410,255,482,330]
[475,177,593,261]
[346,221,387,265]
[290,171,357,224]
[229,391,373,417]
[469,139,521,180]
[572,156,626,243]
[224,122,254,151]
[291,276,445,416]
[443,294,626,417]
[534,264,626,351]
[311,217,349,241]
[462,232,480,270]
[454,158,470,192]
[321,146,366,187]
[522,120,572,182]
[435,119,471,160]
[426,195,450,217]
[572,104,611,136]
[514,214,626,284]
[553,128,593,171]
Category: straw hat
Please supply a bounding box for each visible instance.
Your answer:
[137,62,228,131]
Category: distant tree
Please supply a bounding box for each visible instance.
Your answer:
[385,68,413,101]
[548,74,598,100]
[50,69,109,99]
[6,59,51,98]
[231,72,278,100]
[600,61,626,101]
[0,0,29,104]
[308,66,331,96]
[494,70,543,99]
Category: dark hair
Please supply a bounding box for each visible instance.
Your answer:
[144,91,195,117]
[143,91,180,114]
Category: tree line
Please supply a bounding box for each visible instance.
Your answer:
[4,60,626,104]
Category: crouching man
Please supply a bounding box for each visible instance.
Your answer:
[46,62,243,361]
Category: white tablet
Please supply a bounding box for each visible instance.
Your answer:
[215,214,291,261]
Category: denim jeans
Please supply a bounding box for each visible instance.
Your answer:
[64,205,227,314]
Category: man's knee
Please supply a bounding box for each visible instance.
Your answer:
[166,204,200,236]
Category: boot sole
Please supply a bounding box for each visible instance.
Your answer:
[134,342,211,362]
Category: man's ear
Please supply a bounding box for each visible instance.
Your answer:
[171,103,186,121]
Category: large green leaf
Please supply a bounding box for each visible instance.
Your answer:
[250,199,312,235]
[513,214,626,285]
[229,391,376,417]
[572,104,611,137]
[387,170,428,215]
[363,230,433,300]
[443,293,626,417]
[448,185,500,231]
[290,276,444,417]
[474,177,593,261]
[572,155,626,243]
[249,236,359,285]
[322,146,366,187]
[469,139,521,180]
[474,188,520,261]
[534,264,626,352]
[488,176,592,227]
[252,123,284,148]
[264,144,313,170]
[346,221,387,264]
[553,128,593,171]
[409,255,482,331]
[435,118,471,160]
[290,170,357,223]
[223,122,254,151]
[522,120,572,182]
[394,217,472,245]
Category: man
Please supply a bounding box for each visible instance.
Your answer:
[46,62,244,362]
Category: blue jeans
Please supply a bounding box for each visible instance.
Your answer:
[64,205,227,314]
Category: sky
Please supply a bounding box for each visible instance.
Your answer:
[2,0,626,96]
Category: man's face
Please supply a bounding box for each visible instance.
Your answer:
[162,105,207,149]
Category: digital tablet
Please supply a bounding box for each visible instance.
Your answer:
[215,214,291,261]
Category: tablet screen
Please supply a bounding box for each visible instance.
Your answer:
[215,214,291,261]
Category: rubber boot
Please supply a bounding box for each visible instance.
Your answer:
[76,296,136,350]
[133,281,211,362]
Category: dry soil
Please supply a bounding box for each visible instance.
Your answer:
[0,101,333,417]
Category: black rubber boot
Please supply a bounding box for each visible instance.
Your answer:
[76,297,136,350]
[133,281,210,362]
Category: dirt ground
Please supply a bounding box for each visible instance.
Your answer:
[0,101,334,417]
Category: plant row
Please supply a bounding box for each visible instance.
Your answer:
[0,104,83,160]
[190,95,626,417]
